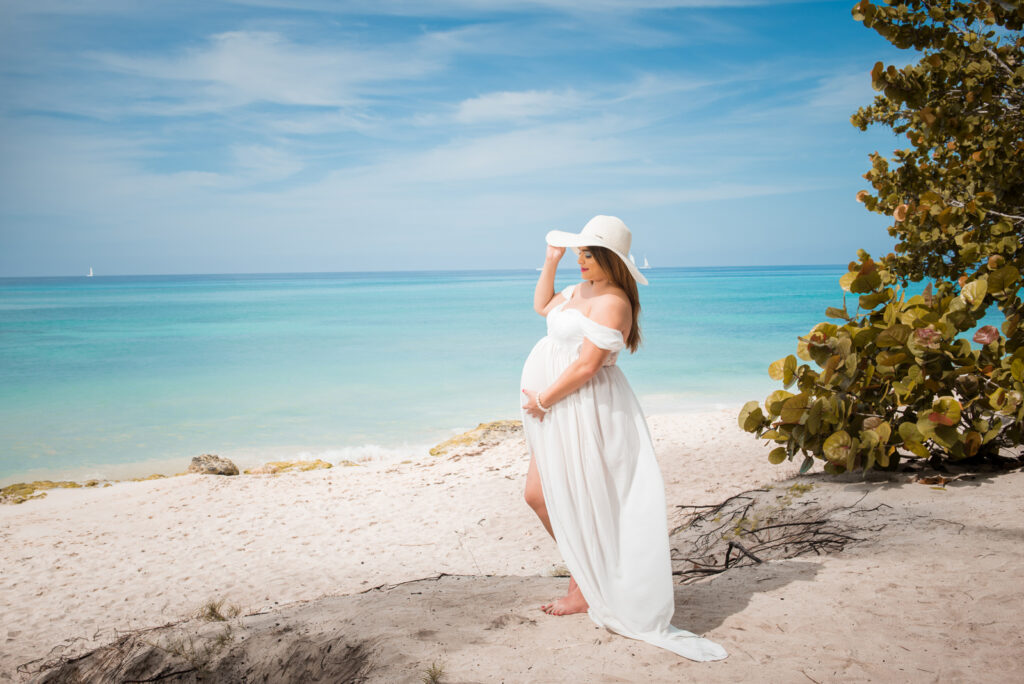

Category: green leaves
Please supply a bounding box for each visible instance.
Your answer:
[840,259,883,293]
[742,1,1024,472]
[852,1,873,24]
[739,401,766,432]
[876,323,911,348]
[929,396,962,427]
[826,306,852,320]
[859,288,893,309]
[876,350,909,366]
[988,265,1019,293]
[768,355,798,387]
[898,422,930,458]
[823,430,853,463]
[780,393,810,425]
[960,278,987,310]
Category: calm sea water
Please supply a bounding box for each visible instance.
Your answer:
[0,266,850,484]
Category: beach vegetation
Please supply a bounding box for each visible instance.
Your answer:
[197,598,242,622]
[244,459,333,475]
[773,482,815,508]
[741,0,1024,472]
[0,479,102,504]
[0,474,181,504]
[421,660,446,684]
[151,624,234,674]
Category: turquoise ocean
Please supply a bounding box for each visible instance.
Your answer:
[0,266,853,485]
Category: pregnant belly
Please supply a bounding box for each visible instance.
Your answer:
[520,337,576,392]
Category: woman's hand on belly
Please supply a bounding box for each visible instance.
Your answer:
[521,389,547,422]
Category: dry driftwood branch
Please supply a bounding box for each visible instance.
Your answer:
[668,485,881,583]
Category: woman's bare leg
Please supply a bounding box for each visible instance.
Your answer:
[524,454,589,616]
[524,454,554,539]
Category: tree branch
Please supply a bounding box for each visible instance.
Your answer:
[944,12,1017,77]
[987,209,1024,223]
[947,199,1024,223]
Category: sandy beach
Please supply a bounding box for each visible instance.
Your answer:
[3,407,1023,682]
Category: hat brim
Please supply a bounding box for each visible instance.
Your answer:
[545,229,649,285]
[545,229,589,248]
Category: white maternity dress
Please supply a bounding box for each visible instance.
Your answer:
[519,283,727,662]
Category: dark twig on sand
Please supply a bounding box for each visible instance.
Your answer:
[724,542,763,568]
[124,668,199,683]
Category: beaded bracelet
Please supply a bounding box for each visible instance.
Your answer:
[535,392,551,413]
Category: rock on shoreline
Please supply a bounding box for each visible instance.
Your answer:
[429,419,522,458]
[187,454,239,476]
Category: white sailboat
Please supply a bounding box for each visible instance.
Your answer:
[87,267,94,277]
[641,255,650,269]
[629,253,637,265]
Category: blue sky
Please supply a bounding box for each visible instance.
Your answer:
[0,0,908,277]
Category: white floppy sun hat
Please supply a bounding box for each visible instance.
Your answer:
[545,215,649,286]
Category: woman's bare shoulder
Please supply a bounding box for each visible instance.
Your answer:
[596,284,630,308]
[589,290,632,329]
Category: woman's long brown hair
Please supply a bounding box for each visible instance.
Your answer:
[588,246,642,353]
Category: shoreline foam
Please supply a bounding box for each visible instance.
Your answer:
[0,439,444,490]
[0,392,772,488]
[0,396,753,488]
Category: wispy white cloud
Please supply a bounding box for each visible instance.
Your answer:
[615,73,716,101]
[221,0,836,15]
[231,144,305,182]
[3,0,835,14]
[89,30,442,111]
[437,71,730,129]
[455,88,586,123]
[5,23,507,125]
[0,0,142,17]
[260,109,382,136]
[296,117,640,196]
[621,182,812,206]
[807,71,876,111]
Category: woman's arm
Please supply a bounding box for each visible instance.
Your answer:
[521,341,610,420]
[534,245,566,315]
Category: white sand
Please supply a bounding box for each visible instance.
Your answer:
[3,407,1023,682]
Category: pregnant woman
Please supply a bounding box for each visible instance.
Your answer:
[519,215,727,661]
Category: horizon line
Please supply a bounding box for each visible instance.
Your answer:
[0,263,852,280]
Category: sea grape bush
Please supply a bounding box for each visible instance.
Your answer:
[739,255,1021,474]
[740,1,1024,473]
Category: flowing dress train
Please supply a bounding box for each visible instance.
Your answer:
[519,283,727,662]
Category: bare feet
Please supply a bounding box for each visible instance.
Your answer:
[541,577,589,616]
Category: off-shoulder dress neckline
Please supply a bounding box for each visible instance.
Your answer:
[560,283,589,317]
[554,284,626,339]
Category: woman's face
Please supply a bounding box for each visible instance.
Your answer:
[577,247,607,282]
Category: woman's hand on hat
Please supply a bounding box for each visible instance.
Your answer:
[545,245,566,262]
